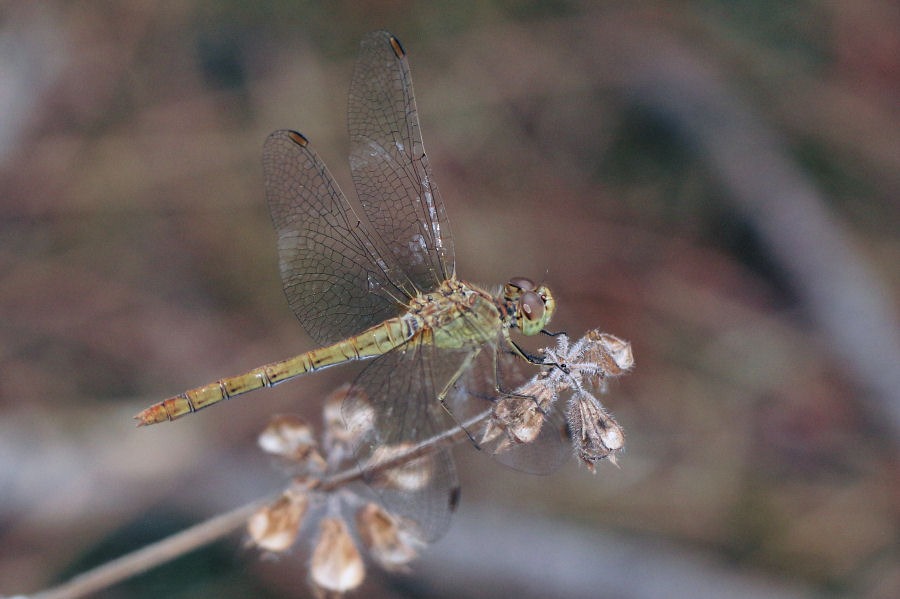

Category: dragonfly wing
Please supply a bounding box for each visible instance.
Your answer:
[342,336,484,543]
[478,401,568,475]
[263,130,407,346]
[348,31,455,294]
[357,443,458,546]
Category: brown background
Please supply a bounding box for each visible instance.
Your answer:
[1,2,898,598]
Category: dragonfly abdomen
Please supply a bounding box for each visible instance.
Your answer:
[264,316,412,381]
[135,316,414,426]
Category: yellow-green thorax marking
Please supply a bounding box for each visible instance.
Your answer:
[135,277,555,425]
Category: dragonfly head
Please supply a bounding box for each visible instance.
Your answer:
[504,277,556,336]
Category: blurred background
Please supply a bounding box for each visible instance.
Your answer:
[1,1,898,598]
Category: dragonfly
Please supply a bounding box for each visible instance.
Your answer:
[136,30,560,541]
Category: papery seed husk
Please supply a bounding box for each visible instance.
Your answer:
[597,411,625,451]
[568,392,625,468]
[576,393,625,452]
[247,490,308,552]
[367,444,434,492]
[586,331,634,375]
[492,395,546,444]
[258,415,315,456]
[479,419,503,446]
[330,384,375,445]
[322,384,351,435]
[516,378,556,410]
[356,503,420,570]
[601,334,634,371]
[310,517,365,593]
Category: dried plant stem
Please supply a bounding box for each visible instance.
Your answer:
[22,409,494,599]
[25,500,269,599]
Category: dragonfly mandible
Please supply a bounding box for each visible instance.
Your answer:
[136,31,559,541]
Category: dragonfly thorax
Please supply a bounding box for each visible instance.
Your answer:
[502,277,556,336]
[405,279,504,349]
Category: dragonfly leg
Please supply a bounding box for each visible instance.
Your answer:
[491,350,550,414]
[507,339,542,364]
[507,337,569,375]
[540,328,567,337]
[435,350,483,450]
[437,395,481,450]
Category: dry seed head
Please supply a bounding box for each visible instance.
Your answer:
[481,376,554,447]
[247,489,309,552]
[540,333,604,393]
[258,415,326,468]
[332,384,376,446]
[356,502,421,571]
[515,377,557,411]
[490,392,549,444]
[310,517,365,594]
[585,331,634,376]
[567,391,626,470]
[322,384,351,439]
[507,331,632,469]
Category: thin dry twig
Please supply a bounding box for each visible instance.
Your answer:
[21,499,268,599]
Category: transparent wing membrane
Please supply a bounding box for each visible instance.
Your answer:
[263,130,404,346]
[349,31,454,293]
[342,336,482,541]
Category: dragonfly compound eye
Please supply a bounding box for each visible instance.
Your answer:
[520,291,545,321]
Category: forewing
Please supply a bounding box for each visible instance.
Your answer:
[263,130,404,346]
[348,31,454,294]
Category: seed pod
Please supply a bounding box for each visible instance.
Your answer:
[490,387,552,445]
[366,444,434,492]
[247,489,308,552]
[567,391,625,471]
[329,384,375,448]
[258,415,325,469]
[356,502,420,570]
[585,331,634,376]
[309,517,365,594]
